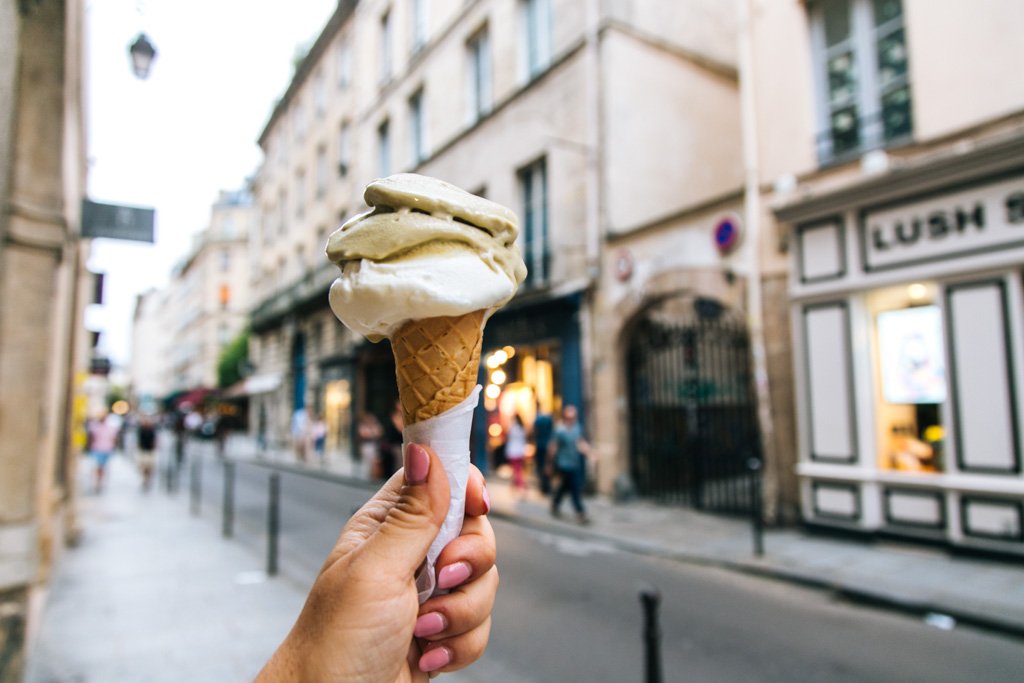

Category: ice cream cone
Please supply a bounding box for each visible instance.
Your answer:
[392,309,486,424]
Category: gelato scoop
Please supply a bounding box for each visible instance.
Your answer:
[327,173,527,343]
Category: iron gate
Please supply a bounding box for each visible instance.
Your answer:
[626,296,762,513]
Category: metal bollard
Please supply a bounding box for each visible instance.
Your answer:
[267,472,281,576]
[748,458,764,557]
[190,455,202,516]
[222,460,235,538]
[639,586,663,683]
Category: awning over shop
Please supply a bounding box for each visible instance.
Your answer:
[229,373,282,397]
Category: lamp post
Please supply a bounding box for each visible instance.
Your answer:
[128,32,157,79]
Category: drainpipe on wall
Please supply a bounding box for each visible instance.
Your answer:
[580,0,602,438]
[737,0,778,520]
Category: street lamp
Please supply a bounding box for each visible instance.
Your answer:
[128,32,157,79]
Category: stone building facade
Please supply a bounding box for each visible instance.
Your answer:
[129,189,255,405]
[748,0,1024,552]
[246,0,776,503]
[0,0,89,677]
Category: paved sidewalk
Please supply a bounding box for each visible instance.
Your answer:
[25,455,307,683]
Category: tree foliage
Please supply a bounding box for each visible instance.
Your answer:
[217,329,250,389]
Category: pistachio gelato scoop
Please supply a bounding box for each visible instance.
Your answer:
[326,173,527,341]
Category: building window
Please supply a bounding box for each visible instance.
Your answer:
[277,190,287,235]
[293,98,306,142]
[467,26,492,123]
[408,88,426,165]
[810,0,912,163]
[338,121,351,177]
[411,0,429,53]
[295,171,306,219]
[219,249,231,273]
[380,8,393,83]
[378,118,391,177]
[337,38,352,89]
[316,146,328,200]
[313,69,326,118]
[521,0,552,81]
[518,157,549,287]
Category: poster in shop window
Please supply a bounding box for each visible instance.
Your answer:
[877,305,948,404]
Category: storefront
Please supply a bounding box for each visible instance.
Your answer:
[473,292,585,474]
[781,139,1024,554]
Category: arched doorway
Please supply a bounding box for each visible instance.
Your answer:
[626,294,761,512]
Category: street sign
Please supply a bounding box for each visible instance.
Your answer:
[81,199,155,242]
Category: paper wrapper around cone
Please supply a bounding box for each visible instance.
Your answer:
[391,310,486,602]
[404,386,482,603]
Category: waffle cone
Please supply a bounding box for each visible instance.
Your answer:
[392,310,486,424]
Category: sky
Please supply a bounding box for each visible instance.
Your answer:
[85,0,337,368]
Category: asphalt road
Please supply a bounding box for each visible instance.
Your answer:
[182,451,1024,682]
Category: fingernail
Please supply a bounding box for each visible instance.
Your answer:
[436,561,471,590]
[413,612,447,638]
[482,486,491,514]
[418,646,452,673]
[405,443,430,484]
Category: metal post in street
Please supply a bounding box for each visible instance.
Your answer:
[639,586,663,683]
[267,471,281,576]
[222,460,235,538]
[748,457,764,557]
[189,454,202,516]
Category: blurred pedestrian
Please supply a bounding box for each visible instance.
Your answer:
[291,406,310,462]
[378,401,404,480]
[311,412,327,465]
[505,414,528,497]
[548,405,594,524]
[256,443,498,680]
[136,416,158,491]
[532,406,554,494]
[88,411,120,493]
[357,412,383,477]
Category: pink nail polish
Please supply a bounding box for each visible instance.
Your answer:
[419,646,451,673]
[436,561,471,590]
[405,443,430,484]
[414,612,446,638]
[482,486,491,514]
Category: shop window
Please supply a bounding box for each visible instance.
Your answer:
[868,282,946,473]
[324,378,352,456]
[481,342,561,458]
[809,0,913,164]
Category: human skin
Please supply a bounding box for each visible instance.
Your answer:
[256,443,498,682]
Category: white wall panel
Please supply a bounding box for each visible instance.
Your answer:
[804,304,856,461]
[947,282,1020,472]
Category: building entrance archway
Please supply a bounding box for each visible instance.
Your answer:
[626,294,761,512]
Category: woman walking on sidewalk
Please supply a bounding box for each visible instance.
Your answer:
[548,405,594,524]
[505,414,528,498]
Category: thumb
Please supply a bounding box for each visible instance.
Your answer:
[362,443,450,575]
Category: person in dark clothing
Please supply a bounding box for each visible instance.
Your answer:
[548,405,594,524]
[532,409,554,494]
[378,401,404,480]
[136,417,158,491]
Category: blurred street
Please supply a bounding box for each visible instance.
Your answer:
[25,439,1024,682]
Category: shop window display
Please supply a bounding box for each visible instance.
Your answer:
[868,282,946,473]
[481,342,561,468]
